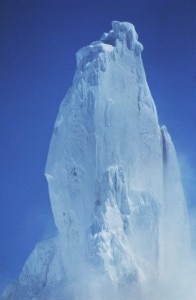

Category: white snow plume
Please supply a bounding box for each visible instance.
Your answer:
[178,153,196,254]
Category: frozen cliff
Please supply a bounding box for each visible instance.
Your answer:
[1,21,194,300]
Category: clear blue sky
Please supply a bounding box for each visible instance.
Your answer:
[0,0,195,291]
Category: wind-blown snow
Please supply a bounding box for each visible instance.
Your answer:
[1,21,195,300]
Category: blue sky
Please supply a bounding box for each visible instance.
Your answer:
[0,0,195,291]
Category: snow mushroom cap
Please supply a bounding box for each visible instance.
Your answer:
[76,21,143,70]
[101,21,143,51]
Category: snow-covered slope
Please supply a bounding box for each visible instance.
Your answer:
[1,21,193,300]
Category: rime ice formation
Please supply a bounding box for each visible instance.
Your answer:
[1,21,193,300]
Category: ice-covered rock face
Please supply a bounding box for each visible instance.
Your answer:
[45,20,190,289]
[2,21,192,300]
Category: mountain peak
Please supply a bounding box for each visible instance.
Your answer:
[101,21,139,46]
[76,21,143,70]
[1,21,193,300]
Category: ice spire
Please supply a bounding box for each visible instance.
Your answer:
[45,21,189,286]
[1,21,192,300]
